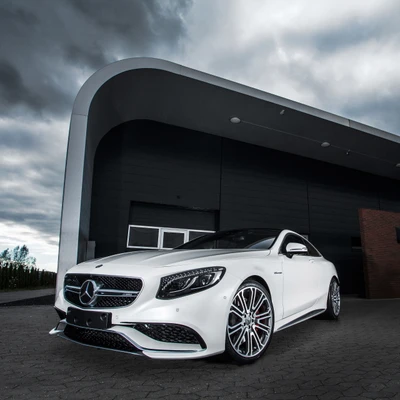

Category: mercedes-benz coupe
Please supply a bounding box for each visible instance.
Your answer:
[50,228,340,363]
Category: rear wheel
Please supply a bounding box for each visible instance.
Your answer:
[225,280,274,364]
[323,278,340,320]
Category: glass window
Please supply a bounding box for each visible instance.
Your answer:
[351,237,362,252]
[127,226,159,248]
[249,237,276,250]
[302,238,321,257]
[177,229,280,250]
[189,231,208,241]
[162,232,185,249]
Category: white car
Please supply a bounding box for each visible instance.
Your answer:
[50,228,340,364]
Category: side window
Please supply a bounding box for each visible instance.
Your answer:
[280,234,308,256]
[302,238,321,257]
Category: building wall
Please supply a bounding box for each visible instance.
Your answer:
[90,120,221,256]
[359,209,400,298]
[90,120,400,295]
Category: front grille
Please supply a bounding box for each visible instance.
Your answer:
[134,323,206,349]
[64,325,141,353]
[94,297,135,308]
[64,274,143,309]
[65,274,142,291]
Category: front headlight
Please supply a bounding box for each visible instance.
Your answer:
[156,267,226,299]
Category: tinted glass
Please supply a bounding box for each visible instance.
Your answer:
[303,238,321,257]
[249,237,276,250]
[189,231,208,241]
[176,229,280,250]
[163,232,185,249]
[128,227,159,248]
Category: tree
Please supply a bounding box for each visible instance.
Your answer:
[25,255,36,267]
[13,245,29,262]
[0,248,11,261]
[0,245,36,266]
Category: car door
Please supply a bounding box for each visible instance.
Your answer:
[302,237,325,300]
[280,234,321,318]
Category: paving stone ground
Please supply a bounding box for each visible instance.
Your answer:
[0,297,399,400]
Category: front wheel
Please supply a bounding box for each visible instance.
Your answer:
[323,278,340,320]
[225,280,274,364]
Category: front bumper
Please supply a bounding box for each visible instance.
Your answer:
[50,271,241,359]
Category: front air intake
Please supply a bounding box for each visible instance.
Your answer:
[134,323,207,349]
[64,325,141,354]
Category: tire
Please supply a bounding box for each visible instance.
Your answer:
[225,280,274,364]
[323,278,341,320]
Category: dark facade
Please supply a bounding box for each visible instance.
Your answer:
[90,120,400,295]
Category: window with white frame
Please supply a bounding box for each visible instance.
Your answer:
[127,225,214,250]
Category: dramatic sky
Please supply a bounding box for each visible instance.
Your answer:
[1,0,400,271]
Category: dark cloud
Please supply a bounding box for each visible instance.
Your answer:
[0,0,193,118]
[0,61,46,114]
[1,0,400,269]
[0,0,192,264]
[0,120,65,242]
[340,88,400,134]
[313,20,384,53]
[63,44,110,71]
[0,121,41,149]
[0,2,38,27]
[0,209,60,237]
[285,7,400,54]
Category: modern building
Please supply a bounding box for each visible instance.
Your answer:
[58,57,400,296]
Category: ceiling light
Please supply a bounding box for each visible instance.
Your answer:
[230,116,241,124]
[321,142,330,148]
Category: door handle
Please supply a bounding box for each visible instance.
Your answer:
[309,259,314,263]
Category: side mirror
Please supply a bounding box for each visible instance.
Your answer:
[286,242,307,257]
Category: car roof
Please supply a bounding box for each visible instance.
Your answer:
[216,228,283,235]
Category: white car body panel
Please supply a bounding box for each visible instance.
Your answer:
[51,230,339,359]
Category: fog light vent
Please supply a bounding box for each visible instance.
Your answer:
[134,323,206,348]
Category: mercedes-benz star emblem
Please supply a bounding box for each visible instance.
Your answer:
[79,280,99,306]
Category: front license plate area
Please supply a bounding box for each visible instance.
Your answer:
[67,307,112,329]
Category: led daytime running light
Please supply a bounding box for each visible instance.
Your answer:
[157,267,226,299]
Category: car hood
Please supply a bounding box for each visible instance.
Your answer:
[67,248,270,276]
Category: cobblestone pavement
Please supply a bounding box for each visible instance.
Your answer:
[0,298,399,400]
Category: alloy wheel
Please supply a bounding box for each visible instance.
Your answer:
[227,286,272,358]
[331,280,340,316]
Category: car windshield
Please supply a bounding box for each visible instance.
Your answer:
[176,229,280,250]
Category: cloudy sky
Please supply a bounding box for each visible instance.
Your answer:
[1,0,400,271]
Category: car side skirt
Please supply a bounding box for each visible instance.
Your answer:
[274,308,326,332]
